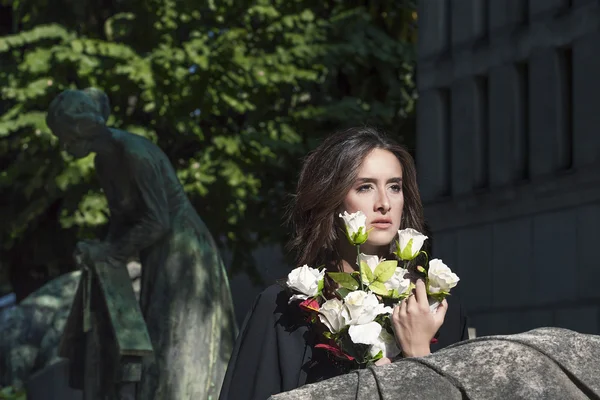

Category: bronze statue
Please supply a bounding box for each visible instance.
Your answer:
[46,88,237,399]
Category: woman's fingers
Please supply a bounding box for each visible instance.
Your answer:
[374,357,392,366]
[414,279,429,310]
[399,298,407,318]
[433,298,449,323]
[392,299,407,327]
[407,294,419,315]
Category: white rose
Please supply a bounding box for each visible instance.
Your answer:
[427,259,459,294]
[286,264,325,301]
[384,267,411,296]
[318,298,347,333]
[397,228,428,260]
[348,321,381,346]
[358,253,383,284]
[344,291,392,325]
[369,329,401,358]
[339,211,368,244]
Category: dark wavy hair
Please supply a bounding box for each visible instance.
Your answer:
[286,127,424,269]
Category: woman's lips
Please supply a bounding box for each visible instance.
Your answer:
[371,221,392,229]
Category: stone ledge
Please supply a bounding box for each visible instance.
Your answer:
[418,1,600,90]
[424,163,600,232]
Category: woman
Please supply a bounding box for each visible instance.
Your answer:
[219,127,468,400]
[46,88,237,399]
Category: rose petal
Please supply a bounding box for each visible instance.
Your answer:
[299,298,320,312]
[348,321,382,345]
[288,293,309,304]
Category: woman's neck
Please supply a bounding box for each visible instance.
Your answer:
[336,238,388,273]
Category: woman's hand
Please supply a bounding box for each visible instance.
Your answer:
[391,279,448,358]
[374,357,392,366]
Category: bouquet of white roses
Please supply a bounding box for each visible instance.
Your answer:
[285,211,460,366]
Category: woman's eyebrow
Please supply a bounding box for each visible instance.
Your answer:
[356,177,403,183]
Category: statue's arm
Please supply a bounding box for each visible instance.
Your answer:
[94,157,126,244]
[106,153,171,260]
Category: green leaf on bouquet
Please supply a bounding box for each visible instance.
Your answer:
[372,349,383,360]
[360,261,375,283]
[402,238,414,258]
[336,287,351,299]
[428,291,450,302]
[368,281,389,296]
[327,272,359,290]
[323,331,332,339]
[352,226,369,245]
[388,289,400,299]
[396,238,417,260]
[317,278,324,294]
[373,260,398,283]
[360,260,374,284]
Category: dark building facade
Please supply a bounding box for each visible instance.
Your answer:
[417,0,600,336]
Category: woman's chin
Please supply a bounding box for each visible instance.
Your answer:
[362,236,396,253]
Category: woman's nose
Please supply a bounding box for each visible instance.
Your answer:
[375,190,390,212]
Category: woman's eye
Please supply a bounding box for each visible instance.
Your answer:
[389,184,402,193]
[357,184,372,192]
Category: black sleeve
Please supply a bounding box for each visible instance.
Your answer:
[219,285,310,400]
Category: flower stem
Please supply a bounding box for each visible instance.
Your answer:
[356,244,364,290]
[420,251,429,268]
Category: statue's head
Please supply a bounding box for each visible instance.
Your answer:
[46,88,111,158]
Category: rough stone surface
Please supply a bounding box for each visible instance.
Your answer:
[0,263,141,390]
[0,271,81,389]
[271,327,600,400]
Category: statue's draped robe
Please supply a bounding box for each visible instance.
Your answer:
[95,130,236,399]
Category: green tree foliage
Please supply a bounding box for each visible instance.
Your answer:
[0,0,417,294]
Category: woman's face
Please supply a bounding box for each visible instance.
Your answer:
[56,130,92,159]
[341,148,404,255]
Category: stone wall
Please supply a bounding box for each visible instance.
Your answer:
[417,0,600,336]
